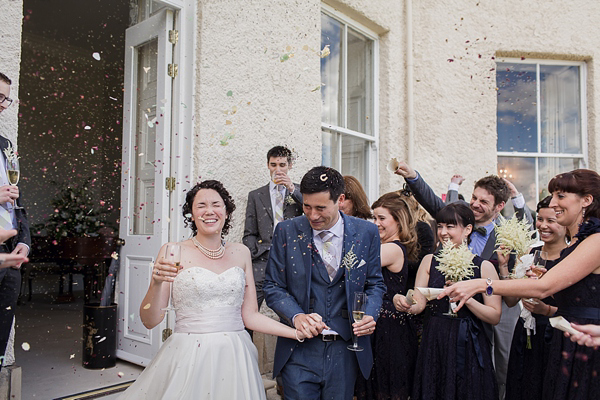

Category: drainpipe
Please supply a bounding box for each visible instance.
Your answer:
[406,0,414,165]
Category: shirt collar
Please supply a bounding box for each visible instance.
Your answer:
[269,181,284,193]
[313,212,344,238]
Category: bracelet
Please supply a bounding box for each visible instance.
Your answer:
[295,329,304,343]
[499,274,509,280]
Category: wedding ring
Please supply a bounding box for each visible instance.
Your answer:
[156,270,160,276]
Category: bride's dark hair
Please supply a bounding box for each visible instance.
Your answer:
[183,180,236,237]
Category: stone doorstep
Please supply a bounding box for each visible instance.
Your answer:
[0,365,21,400]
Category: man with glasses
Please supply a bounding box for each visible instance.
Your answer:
[0,72,30,370]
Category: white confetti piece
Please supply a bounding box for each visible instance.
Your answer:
[143,67,151,73]
[70,354,75,359]
[143,303,151,310]
[118,371,125,378]
[84,125,91,130]
[92,52,101,61]
[21,342,30,351]
[97,337,107,343]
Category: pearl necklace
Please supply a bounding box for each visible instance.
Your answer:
[192,237,225,259]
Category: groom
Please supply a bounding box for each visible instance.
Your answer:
[264,166,385,399]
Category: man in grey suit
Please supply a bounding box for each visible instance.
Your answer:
[243,146,303,310]
[394,161,533,400]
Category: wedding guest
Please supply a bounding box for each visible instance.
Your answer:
[395,202,501,400]
[503,196,567,400]
[119,180,318,399]
[394,161,532,400]
[355,191,419,400]
[443,169,600,399]
[340,175,373,220]
[243,146,303,311]
[0,72,30,371]
[264,166,386,400]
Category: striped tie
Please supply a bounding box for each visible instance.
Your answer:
[274,186,284,225]
[318,231,337,281]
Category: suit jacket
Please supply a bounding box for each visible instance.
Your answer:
[263,213,386,379]
[242,183,303,280]
[0,135,30,252]
[408,174,533,262]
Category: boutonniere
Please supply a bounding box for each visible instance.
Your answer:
[341,244,359,271]
[3,143,19,163]
[284,194,296,205]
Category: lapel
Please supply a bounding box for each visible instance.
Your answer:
[257,184,274,223]
[297,217,315,305]
[341,213,357,302]
[480,226,497,260]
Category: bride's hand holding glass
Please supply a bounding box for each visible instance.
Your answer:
[152,258,179,283]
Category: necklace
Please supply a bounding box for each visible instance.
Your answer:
[192,237,225,259]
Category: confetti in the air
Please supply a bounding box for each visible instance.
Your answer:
[143,303,151,310]
[319,45,330,58]
[118,372,125,378]
[21,342,30,351]
[70,354,75,359]
[92,52,101,61]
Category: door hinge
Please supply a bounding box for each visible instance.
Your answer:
[167,64,178,78]
[169,30,179,44]
[166,177,176,192]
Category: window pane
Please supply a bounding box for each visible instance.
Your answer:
[346,28,373,136]
[497,63,538,152]
[539,157,583,197]
[540,65,582,154]
[321,14,343,127]
[341,135,369,193]
[321,129,341,169]
[132,39,158,235]
[498,157,537,214]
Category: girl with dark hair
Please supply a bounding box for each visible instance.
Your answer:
[340,175,373,220]
[120,180,311,400]
[395,202,501,400]
[504,196,567,400]
[355,191,419,400]
[444,169,600,400]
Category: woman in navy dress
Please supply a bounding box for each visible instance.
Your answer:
[355,191,420,400]
[395,202,501,400]
[444,169,600,400]
[504,196,567,400]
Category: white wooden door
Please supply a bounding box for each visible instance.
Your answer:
[117,9,174,366]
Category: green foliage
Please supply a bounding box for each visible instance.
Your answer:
[34,179,114,239]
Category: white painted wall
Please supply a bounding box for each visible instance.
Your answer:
[0,0,24,144]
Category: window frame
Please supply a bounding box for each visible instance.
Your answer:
[321,4,380,201]
[496,57,588,204]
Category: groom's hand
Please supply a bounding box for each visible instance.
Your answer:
[353,315,376,337]
[294,313,325,339]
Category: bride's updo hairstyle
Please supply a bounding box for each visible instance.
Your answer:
[183,180,236,237]
[548,169,600,220]
[436,202,475,244]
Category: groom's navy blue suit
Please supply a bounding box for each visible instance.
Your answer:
[264,212,385,398]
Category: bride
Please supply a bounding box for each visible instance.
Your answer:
[119,180,318,399]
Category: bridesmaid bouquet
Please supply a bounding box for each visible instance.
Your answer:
[511,252,537,349]
[434,240,476,283]
[495,215,536,259]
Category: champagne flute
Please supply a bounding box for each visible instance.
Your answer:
[524,250,547,305]
[443,280,458,317]
[348,292,366,352]
[161,243,181,341]
[6,157,22,209]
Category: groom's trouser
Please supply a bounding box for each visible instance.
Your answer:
[493,302,520,400]
[0,266,20,370]
[281,336,359,400]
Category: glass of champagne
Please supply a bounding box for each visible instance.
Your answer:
[524,250,547,305]
[161,243,181,340]
[6,157,22,209]
[348,292,366,352]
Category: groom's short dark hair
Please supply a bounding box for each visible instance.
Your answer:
[300,166,345,201]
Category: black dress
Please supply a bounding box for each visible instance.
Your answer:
[505,245,559,400]
[412,255,498,400]
[543,217,600,400]
[355,241,418,400]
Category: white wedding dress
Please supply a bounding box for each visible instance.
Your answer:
[119,266,266,400]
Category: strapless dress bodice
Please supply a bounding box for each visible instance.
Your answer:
[172,266,246,333]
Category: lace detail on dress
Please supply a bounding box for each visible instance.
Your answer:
[575,217,600,241]
[172,266,246,312]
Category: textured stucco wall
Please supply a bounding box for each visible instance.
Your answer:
[0,0,24,144]
[410,0,599,198]
[192,0,323,241]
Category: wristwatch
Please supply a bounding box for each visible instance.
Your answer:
[485,278,493,296]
